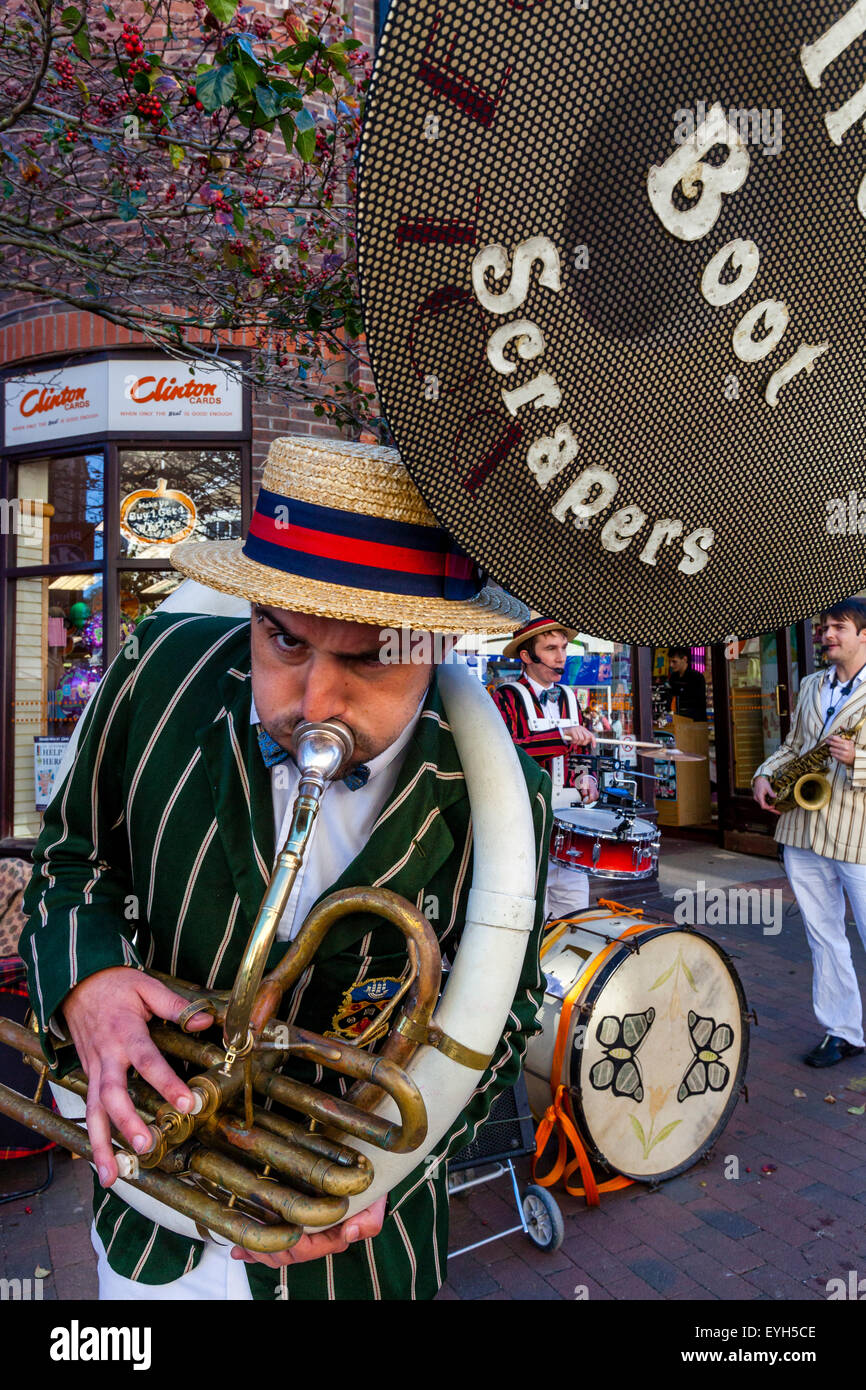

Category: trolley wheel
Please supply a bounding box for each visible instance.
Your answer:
[522,1184,565,1251]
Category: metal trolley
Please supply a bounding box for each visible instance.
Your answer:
[447,1073,564,1256]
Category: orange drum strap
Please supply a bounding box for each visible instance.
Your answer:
[533,907,650,1205]
[532,1086,632,1202]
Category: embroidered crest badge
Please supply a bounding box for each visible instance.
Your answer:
[327,977,403,1042]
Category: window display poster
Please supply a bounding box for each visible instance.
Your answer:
[34,736,70,811]
[564,653,613,685]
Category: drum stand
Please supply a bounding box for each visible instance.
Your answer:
[447,1075,565,1256]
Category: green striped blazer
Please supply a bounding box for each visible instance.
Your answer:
[20,613,550,1300]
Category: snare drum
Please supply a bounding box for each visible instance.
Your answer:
[525,908,749,1182]
[551,807,659,879]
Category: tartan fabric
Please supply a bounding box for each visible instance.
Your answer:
[753,670,866,863]
[19,613,549,1299]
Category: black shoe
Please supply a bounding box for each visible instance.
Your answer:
[803,1034,865,1068]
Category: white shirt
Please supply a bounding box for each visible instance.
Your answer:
[250,695,425,941]
[820,663,866,729]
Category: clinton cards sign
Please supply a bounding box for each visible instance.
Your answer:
[4,358,244,447]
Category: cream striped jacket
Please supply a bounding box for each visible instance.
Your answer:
[753,669,866,862]
[20,613,550,1299]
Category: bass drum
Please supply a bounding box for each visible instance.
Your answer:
[525,908,749,1182]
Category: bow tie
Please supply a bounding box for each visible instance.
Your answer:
[539,687,561,707]
[256,725,370,790]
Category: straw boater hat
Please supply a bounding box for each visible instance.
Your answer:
[502,616,578,661]
[170,435,529,634]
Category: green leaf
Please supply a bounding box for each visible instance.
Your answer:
[294,107,316,162]
[61,5,82,26]
[326,46,351,78]
[254,84,281,120]
[2,180,13,197]
[205,0,239,22]
[680,955,697,990]
[277,114,294,153]
[117,198,139,221]
[306,304,323,332]
[84,279,99,296]
[649,962,676,991]
[647,1119,682,1153]
[848,1104,866,1115]
[169,143,185,169]
[195,64,237,112]
[628,1114,646,1148]
[71,26,90,59]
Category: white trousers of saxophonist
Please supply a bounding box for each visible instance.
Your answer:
[783,845,866,1047]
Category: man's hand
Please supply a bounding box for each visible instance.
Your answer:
[62,967,212,1188]
[753,775,780,814]
[230,1195,388,1268]
[563,724,596,750]
[577,773,599,804]
[827,735,856,767]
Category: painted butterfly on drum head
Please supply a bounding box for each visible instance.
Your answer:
[678,1011,735,1102]
[589,1009,655,1102]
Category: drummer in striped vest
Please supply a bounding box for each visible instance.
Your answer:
[493,617,598,920]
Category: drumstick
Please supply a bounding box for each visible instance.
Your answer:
[584,736,705,761]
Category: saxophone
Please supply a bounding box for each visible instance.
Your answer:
[769,714,866,813]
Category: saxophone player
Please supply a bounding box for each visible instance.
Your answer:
[753,599,866,1068]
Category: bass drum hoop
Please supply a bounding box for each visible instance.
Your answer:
[564,924,750,1184]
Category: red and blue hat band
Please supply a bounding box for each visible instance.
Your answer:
[243,489,484,600]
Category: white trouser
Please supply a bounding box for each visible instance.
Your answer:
[783,845,866,1047]
[92,1223,253,1301]
[545,857,590,923]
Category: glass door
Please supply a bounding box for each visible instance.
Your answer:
[716,626,800,845]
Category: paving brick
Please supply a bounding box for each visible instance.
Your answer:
[53,1260,98,1301]
[490,1254,562,1300]
[678,1251,769,1300]
[742,1263,822,1301]
[442,1254,500,1299]
[603,1273,664,1300]
[697,1208,760,1238]
[681,1222,766,1273]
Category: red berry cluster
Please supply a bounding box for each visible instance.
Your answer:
[128,57,152,75]
[252,15,272,38]
[165,183,177,202]
[251,190,271,209]
[54,55,75,90]
[59,129,78,149]
[122,22,144,57]
[210,190,232,213]
[226,239,245,255]
[136,94,163,124]
[186,85,204,111]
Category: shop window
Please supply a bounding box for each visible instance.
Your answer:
[119,569,185,634]
[119,448,241,560]
[9,574,103,839]
[11,453,104,567]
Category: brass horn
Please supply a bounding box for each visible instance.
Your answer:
[0,719,443,1252]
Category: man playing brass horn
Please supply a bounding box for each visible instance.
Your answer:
[19,437,550,1300]
[753,599,866,1069]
